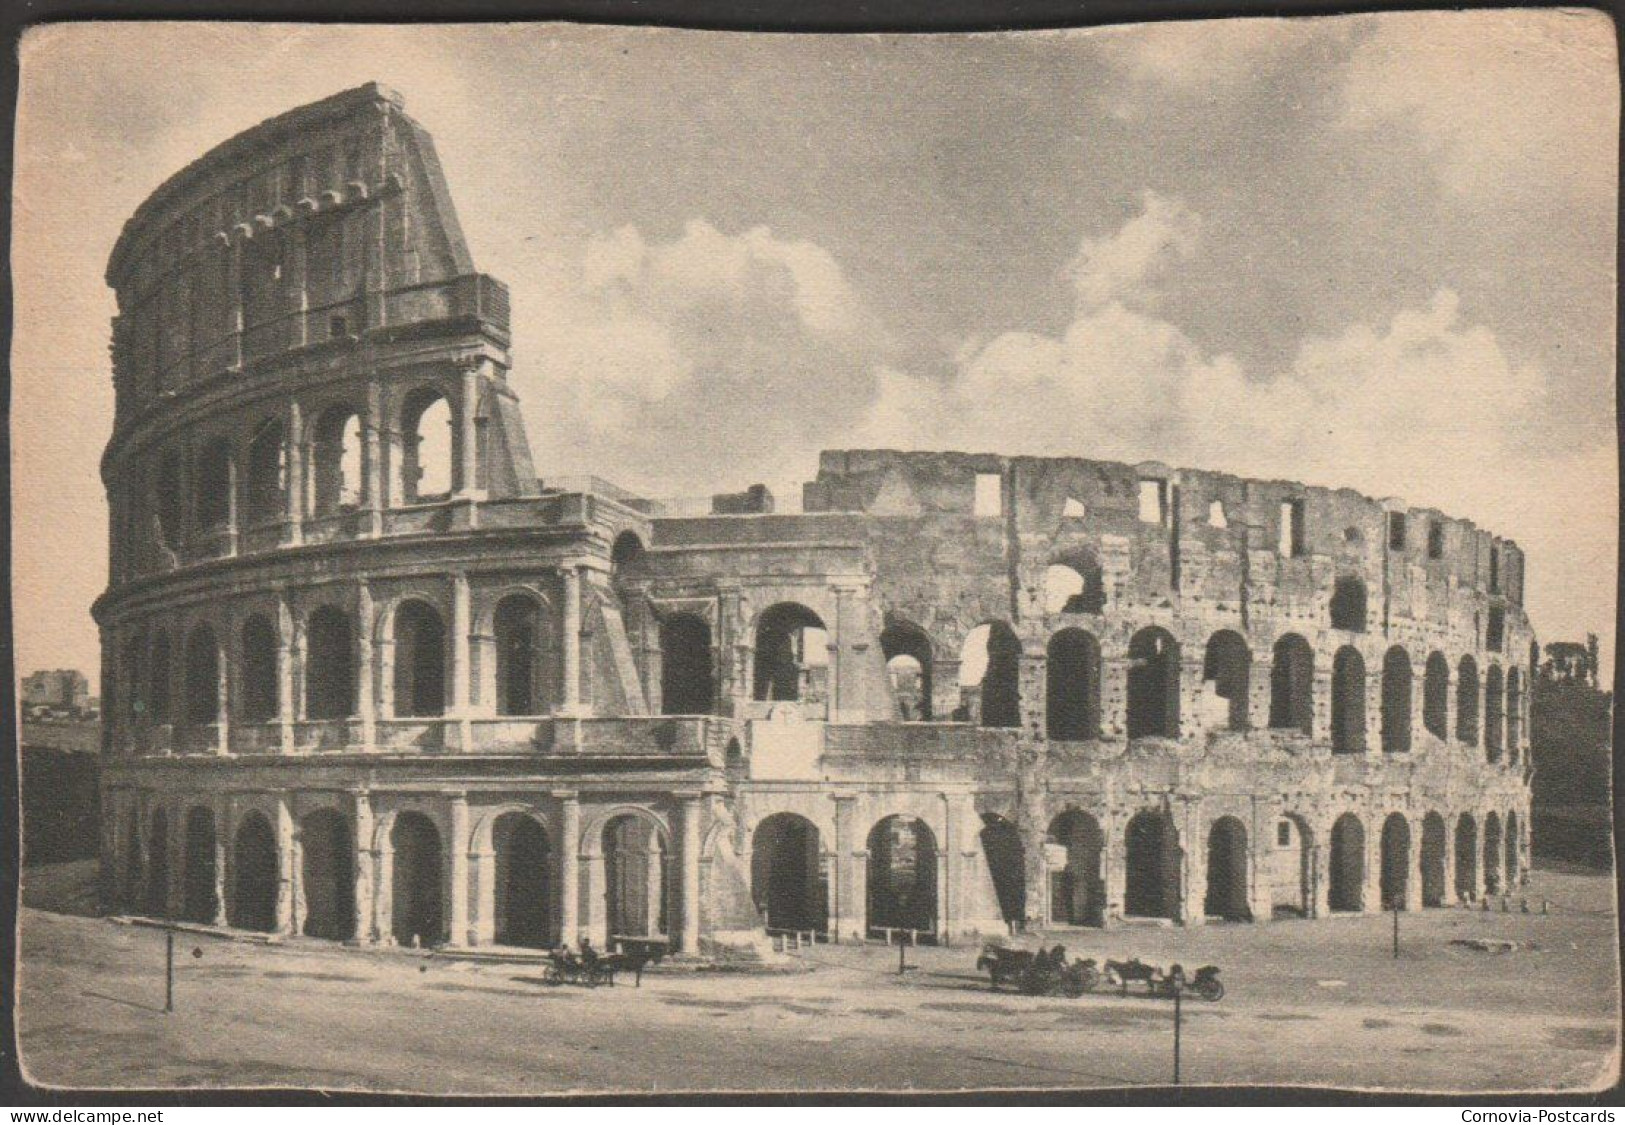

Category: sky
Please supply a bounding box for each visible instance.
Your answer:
[10,13,1619,684]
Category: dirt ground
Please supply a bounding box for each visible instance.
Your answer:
[15,861,1620,1095]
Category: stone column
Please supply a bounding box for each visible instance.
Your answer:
[276,593,295,754]
[1310,841,1330,918]
[448,794,470,946]
[360,381,383,538]
[283,399,304,546]
[356,580,375,751]
[453,358,484,502]
[213,792,231,926]
[1405,818,1424,912]
[560,566,586,716]
[1181,798,1205,927]
[471,831,496,947]
[831,585,858,723]
[214,624,231,754]
[583,838,607,948]
[450,571,472,748]
[376,814,395,945]
[678,796,703,953]
[645,835,666,942]
[558,793,581,946]
[1102,656,1130,737]
[353,790,375,943]
[832,795,861,941]
[274,795,297,935]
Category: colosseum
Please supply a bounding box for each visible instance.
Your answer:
[95,84,1535,955]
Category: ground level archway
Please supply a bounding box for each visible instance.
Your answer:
[1204,816,1251,921]
[300,810,355,941]
[750,813,827,935]
[1421,812,1448,907]
[1124,810,1180,920]
[1328,813,1365,913]
[1380,813,1411,910]
[494,812,552,948]
[390,811,444,947]
[604,814,669,942]
[230,812,279,933]
[867,815,938,939]
[1048,810,1104,927]
[979,815,1026,926]
[181,807,217,924]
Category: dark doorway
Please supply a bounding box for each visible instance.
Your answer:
[1328,813,1365,913]
[1203,630,1251,731]
[604,815,668,940]
[1456,656,1480,744]
[393,602,446,718]
[1127,628,1180,740]
[390,811,444,947]
[1204,817,1250,921]
[979,815,1026,925]
[866,816,938,938]
[753,603,827,705]
[494,812,552,948]
[1380,813,1410,910]
[1124,810,1180,920]
[231,812,279,933]
[300,810,355,941]
[1423,653,1450,740]
[1455,814,1478,901]
[750,813,827,934]
[1270,634,1314,735]
[145,808,170,917]
[1331,646,1366,754]
[240,615,278,723]
[1381,647,1413,753]
[1047,629,1102,739]
[181,807,217,924]
[660,613,714,715]
[494,595,545,716]
[1505,810,1520,887]
[1048,810,1104,926]
[1485,665,1505,762]
[306,606,356,720]
[1330,575,1367,631]
[1421,812,1447,907]
[1483,812,1502,895]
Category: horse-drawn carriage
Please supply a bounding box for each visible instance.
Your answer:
[976,942,1102,997]
[1102,957,1224,1002]
[543,937,667,988]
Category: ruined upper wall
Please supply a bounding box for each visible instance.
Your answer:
[106,83,505,420]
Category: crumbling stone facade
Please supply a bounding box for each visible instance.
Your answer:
[97,85,1533,952]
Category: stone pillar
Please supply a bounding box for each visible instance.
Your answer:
[932,657,961,722]
[1405,818,1424,912]
[283,400,304,546]
[360,381,383,538]
[450,571,472,748]
[213,792,231,926]
[353,790,375,943]
[448,794,470,946]
[1247,799,1275,922]
[453,359,484,501]
[214,623,231,755]
[274,796,297,935]
[1310,841,1330,918]
[560,566,586,716]
[679,796,703,954]
[644,835,666,942]
[832,795,862,941]
[376,814,395,944]
[583,839,607,948]
[1102,656,1130,737]
[831,586,858,723]
[558,793,581,945]
[356,580,375,751]
[1181,798,1205,927]
[276,593,295,754]
[471,834,496,947]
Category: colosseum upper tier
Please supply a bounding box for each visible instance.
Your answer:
[96,84,1534,953]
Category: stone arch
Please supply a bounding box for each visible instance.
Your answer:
[1483,811,1503,895]
[193,435,234,531]
[183,623,221,727]
[880,616,934,721]
[1485,664,1505,762]
[1047,628,1102,739]
[181,805,218,924]
[155,450,185,549]
[1202,630,1251,731]
[1423,652,1450,740]
[1505,809,1521,886]
[1331,646,1366,754]
[959,621,1020,728]
[493,811,552,948]
[979,814,1026,925]
[1328,812,1365,913]
[866,815,938,938]
[610,530,646,571]
[244,417,285,526]
[393,599,446,718]
[1269,813,1314,918]
[603,811,670,941]
[312,404,363,516]
[300,809,355,941]
[752,602,828,705]
[1045,550,1105,614]
[399,387,454,503]
[1124,809,1180,920]
[1379,813,1411,910]
[1455,813,1478,901]
[390,810,444,947]
[1381,646,1413,753]
[493,592,547,716]
[661,612,715,716]
[230,810,279,933]
[1330,575,1367,632]
[239,613,278,723]
[1048,809,1104,926]
[145,806,171,916]
[1421,811,1448,907]
[1204,816,1251,921]
[1457,655,1481,744]
[750,812,827,934]
[306,605,356,720]
[1127,627,1180,740]
[148,629,173,723]
[1270,633,1314,735]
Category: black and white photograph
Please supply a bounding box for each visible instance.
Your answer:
[7,12,1620,1098]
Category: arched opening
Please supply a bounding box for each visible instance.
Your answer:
[493,812,552,948]
[1269,815,1313,918]
[1505,810,1520,886]
[393,601,446,718]
[1455,814,1478,901]
[957,622,1020,727]
[660,613,714,716]
[401,390,453,504]
[750,813,827,934]
[979,815,1026,925]
[1423,652,1449,740]
[1381,647,1412,753]
[123,813,144,913]
[1330,575,1367,632]
[1127,628,1180,740]
[1331,646,1366,754]
[1328,813,1365,913]
[299,810,355,941]
[1380,813,1411,910]
[155,451,184,550]
[880,618,934,721]
[1047,628,1102,739]
[1421,812,1448,907]
[603,814,668,941]
[145,808,170,917]
[1457,656,1480,744]
[313,406,363,516]
[148,631,172,723]
[390,811,443,946]
[184,625,220,727]
[1044,554,1105,615]
[1202,630,1251,731]
[181,807,217,924]
[752,603,828,706]
[306,606,356,720]
[1124,810,1180,920]
[1204,816,1250,921]
[123,631,147,725]
[1484,664,1505,762]
[239,614,278,723]
[1269,633,1314,735]
[245,419,286,526]
[493,594,545,716]
[1483,812,1502,895]
[866,816,938,938]
[611,531,645,571]
[230,812,279,933]
[1506,668,1523,764]
[193,437,234,531]
[1048,810,1104,926]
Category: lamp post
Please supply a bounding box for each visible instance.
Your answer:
[1169,964,1186,1086]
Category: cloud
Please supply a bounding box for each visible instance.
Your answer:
[1097,17,1334,92]
[1070,190,1201,310]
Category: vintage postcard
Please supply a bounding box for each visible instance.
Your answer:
[9,13,1619,1098]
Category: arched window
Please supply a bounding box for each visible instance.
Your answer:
[123,631,148,724]
[660,613,714,716]
[1331,645,1365,754]
[1485,664,1504,762]
[401,390,453,504]
[753,603,828,705]
[494,594,545,716]
[155,452,184,549]
[880,618,933,721]
[239,614,278,722]
[1127,627,1180,739]
[1269,633,1314,735]
[1456,656,1480,744]
[1381,646,1413,753]
[148,630,173,723]
[193,438,234,531]
[1044,554,1105,615]
[1329,813,1365,913]
[1202,630,1250,731]
[312,406,363,516]
[958,621,1020,728]
[244,419,285,526]
[1047,628,1101,739]
[393,601,446,717]
[184,624,220,726]
[1330,576,1367,632]
[1423,652,1449,739]
[306,606,355,720]
[611,531,645,571]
